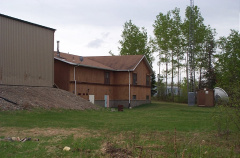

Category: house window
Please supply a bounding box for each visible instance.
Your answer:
[104,72,110,84]
[146,75,150,86]
[132,95,136,100]
[133,73,137,85]
[146,95,149,100]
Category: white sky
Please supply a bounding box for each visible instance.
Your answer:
[0,0,239,76]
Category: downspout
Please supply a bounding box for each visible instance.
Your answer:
[128,70,131,108]
[74,65,80,95]
[74,66,77,95]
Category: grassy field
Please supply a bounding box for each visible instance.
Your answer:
[0,101,239,157]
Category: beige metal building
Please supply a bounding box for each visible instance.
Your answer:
[0,14,55,87]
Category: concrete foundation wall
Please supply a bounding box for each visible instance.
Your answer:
[95,100,151,108]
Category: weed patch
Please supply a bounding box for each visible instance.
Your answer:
[0,101,239,157]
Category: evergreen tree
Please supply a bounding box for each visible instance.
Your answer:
[201,26,217,89]
[151,71,157,96]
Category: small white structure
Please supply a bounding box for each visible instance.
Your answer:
[214,87,229,103]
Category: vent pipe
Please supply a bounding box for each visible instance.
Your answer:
[57,41,60,57]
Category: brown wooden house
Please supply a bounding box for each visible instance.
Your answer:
[54,52,153,108]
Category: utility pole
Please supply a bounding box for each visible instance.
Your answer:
[188,0,196,106]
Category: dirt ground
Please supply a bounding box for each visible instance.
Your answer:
[0,127,133,157]
[0,127,96,139]
[0,85,98,111]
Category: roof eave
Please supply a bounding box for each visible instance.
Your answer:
[144,57,154,74]
[132,56,153,74]
[54,57,77,65]
[0,13,56,31]
[54,57,134,72]
[54,56,152,73]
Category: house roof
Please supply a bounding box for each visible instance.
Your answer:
[54,52,153,73]
[0,13,56,31]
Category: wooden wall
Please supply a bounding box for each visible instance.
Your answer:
[131,60,151,100]
[133,59,151,85]
[54,60,70,91]
[55,59,151,104]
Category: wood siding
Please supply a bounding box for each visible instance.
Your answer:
[54,60,71,91]
[0,14,55,86]
[54,58,151,106]
[131,59,151,100]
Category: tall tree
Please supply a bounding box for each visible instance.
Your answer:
[216,30,240,94]
[153,6,215,102]
[119,20,156,97]
[153,11,171,97]
[215,30,240,131]
[153,8,184,101]
[201,26,216,89]
[182,6,207,91]
[119,20,154,66]
[170,8,184,98]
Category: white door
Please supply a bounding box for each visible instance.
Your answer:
[104,95,109,107]
[89,95,94,104]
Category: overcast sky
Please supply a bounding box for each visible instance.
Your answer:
[0,0,239,74]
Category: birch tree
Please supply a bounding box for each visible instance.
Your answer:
[119,20,154,66]
[153,11,171,97]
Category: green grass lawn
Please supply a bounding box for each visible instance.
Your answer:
[0,101,239,157]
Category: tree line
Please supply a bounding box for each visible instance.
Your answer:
[115,5,240,105]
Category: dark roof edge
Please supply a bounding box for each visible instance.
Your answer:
[54,57,134,72]
[0,13,56,31]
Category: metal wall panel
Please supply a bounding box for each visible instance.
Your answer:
[0,15,55,87]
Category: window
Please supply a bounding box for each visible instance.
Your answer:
[133,73,137,85]
[133,95,136,100]
[146,75,150,86]
[104,72,110,84]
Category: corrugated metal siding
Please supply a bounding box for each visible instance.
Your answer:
[0,15,54,87]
